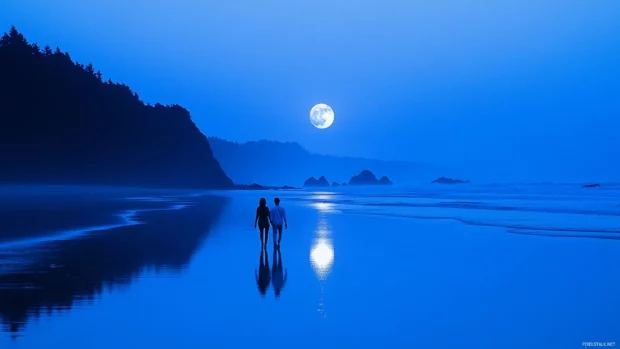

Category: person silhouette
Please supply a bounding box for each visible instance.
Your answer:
[271,246,287,298]
[254,198,270,248]
[255,248,270,297]
[270,197,287,247]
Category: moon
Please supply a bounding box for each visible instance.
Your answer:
[310,104,335,129]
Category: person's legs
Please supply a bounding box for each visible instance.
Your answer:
[276,225,283,244]
[273,225,282,246]
[264,225,270,245]
[260,226,267,247]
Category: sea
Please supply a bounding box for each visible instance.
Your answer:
[0,184,618,348]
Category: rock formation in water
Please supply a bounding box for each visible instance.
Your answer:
[304,176,330,187]
[582,183,601,188]
[378,176,393,185]
[331,182,341,187]
[431,177,470,184]
[0,26,232,189]
[348,170,393,186]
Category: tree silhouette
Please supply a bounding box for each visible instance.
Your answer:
[0,26,233,189]
[9,25,27,45]
[85,62,95,75]
[31,43,41,56]
[0,32,9,46]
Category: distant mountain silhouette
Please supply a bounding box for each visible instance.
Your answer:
[348,170,392,186]
[304,176,330,187]
[431,177,470,184]
[235,183,299,190]
[208,137,447,186]
[0,26,232,189]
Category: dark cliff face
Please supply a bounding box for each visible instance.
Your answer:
[0,26,232,189]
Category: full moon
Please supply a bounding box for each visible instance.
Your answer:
[310,104,335,129]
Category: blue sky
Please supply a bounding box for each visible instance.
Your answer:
[2,0,620,181]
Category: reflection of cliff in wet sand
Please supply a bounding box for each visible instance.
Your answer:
[0,186,192,244]
[0,194,228,334]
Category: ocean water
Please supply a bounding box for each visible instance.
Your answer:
[0,184,618,348]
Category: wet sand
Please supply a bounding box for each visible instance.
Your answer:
[0,188,618,348]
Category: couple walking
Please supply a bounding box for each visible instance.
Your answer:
[254,197,288,248]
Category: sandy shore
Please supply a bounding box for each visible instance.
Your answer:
[1,189,619,348]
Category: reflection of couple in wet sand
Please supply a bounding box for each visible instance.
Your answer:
[255,246,288,298]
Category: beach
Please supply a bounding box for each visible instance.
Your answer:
[0,185,619,348]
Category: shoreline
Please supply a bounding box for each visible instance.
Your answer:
[0,191,200,250]
[0,183,301,193]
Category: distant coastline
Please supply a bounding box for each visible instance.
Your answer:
[208,137,449,186]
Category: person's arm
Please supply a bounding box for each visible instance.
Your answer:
[283,269,287,287]
[254,207,259,228]
[282,208,288,228]
[255,269,258,282]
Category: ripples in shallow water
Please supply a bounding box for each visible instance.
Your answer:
[297,185,620,240]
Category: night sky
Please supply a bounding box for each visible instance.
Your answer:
[3,0,619,181]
